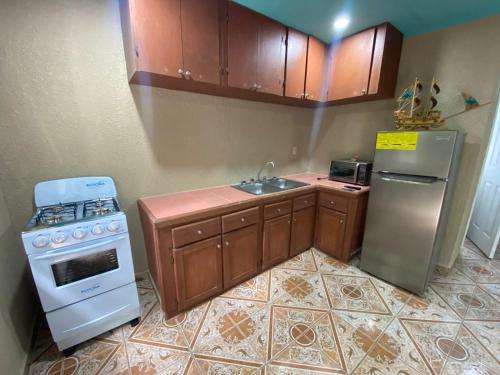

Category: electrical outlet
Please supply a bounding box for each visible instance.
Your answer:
[292,146,298,156]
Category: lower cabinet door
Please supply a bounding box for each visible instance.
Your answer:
[262,214,291,269]
[315,207,346,259]
[290,206,315,257]
[222,224,260,289]
[173,236,223,311]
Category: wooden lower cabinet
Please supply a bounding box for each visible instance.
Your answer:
[262,214,291,269]
[222,224,260,289]
[290,206,315,257]
[173,236,223,310]
[315,207,346,259]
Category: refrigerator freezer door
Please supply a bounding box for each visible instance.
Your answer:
[373,130,458,178]
[360,172,447,294]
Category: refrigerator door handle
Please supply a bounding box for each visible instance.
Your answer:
[377,172,447,185]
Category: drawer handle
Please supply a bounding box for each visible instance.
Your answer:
[340,219,344,224]
[216,244,221,249]
[293,218,297,222]
[288,220,291,224]
[197,230,203,235]
[240,217,245,222]
[304,200,308,204]
[225,241,230,246]
[330,201,335,205]
[277,208,281,213]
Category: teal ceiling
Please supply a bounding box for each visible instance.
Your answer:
[234,0,500,42]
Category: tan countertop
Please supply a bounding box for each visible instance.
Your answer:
[138,172,369,225]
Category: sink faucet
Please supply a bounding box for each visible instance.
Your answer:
[257,161,275,181]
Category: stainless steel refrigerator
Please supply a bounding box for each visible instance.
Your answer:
[360,130,465,295]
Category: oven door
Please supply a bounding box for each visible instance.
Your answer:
[28,234,135,312]
[329,161,359,184]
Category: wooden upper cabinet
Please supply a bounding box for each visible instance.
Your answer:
[257,15,286,95]
[227,3,286,95]
[368,23,403,98]
[328,28,375,101]
[227,2,259,90]
[130,0,183,78]
[180,0,222,84]
[284,29,308,99]
[305,36,328,101]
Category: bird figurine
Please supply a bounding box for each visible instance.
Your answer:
[462,92,480,110]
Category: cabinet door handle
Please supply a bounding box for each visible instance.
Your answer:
[177,68,184,75]
[216,244,221,249]
[330,201,335,205]
[362,89,367,95]
[184,70,191,77]
[288,220,291,224]
[293,218,297,222]
[225,241,230,246]
[197,229,203,235]
[340,219,344,224]
[304,200,308,204]
[240,217,245,222]
[277,208,281,213]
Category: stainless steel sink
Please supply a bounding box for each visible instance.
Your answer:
[232,177,309,196]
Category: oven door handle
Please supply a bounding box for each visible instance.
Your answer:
[33,236,127,260]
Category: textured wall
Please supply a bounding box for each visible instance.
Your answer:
[308,15,500,268]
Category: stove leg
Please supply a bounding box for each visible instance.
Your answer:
[63,345,77,357]
[130,317,140,327]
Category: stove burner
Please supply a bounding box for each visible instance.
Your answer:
[84,198,118,218]
[38,204,77,226]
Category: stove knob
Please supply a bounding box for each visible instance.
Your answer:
[73,227,88,239]
[52,231,67,244]
[92,224,105,235]
[107,221,121,232]
[32,235,49,248]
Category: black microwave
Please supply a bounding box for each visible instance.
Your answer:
[329,160,372,186]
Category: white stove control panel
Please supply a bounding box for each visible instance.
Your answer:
[23,214,128,255]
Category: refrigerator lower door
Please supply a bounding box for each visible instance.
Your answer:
[360,172,447,294]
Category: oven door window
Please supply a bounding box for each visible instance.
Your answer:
[51,249,119,287]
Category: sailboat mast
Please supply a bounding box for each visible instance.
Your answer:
[409,78,419,117]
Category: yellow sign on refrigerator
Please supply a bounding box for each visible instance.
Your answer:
[376,132,419,150]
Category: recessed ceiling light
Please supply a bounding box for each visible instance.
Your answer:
[333,15,350,31]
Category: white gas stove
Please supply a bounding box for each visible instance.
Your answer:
[22,177,140,355]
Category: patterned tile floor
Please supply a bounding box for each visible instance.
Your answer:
[28,239,500,374]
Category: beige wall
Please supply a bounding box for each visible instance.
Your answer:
[308,15,500,268]
[0,183,35,374]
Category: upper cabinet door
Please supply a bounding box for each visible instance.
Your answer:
[328,28,375,101]
[180,0,222,85]
[256,15,287,95]
[305,36,328,101]
[227,3,259,90]
[284,28,308,99]
[132,0,183,77]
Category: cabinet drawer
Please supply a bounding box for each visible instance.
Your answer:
[172,217,221,248]
[264,200,292,220]
[293,193,316,211]
[222,207,260,233]
[318,192,348,213]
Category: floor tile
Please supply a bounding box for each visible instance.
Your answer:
[124,341,192,374]
[222,271,271,302]
[265,364,328,374]
[398,287,461,322]
[430,282,476,319]
[193,297,268,365]
[400,318,461,375]
[269,307,346,373]
[135,271,154,289]
[463,321,500,360]
[463,286,500,321]
[353,319,432,375]
[312,248,366,277]
[370,277,413,315]
[122,287,158,338]
[440,325,499,375]
[195,356,263,374]
[478,283,500,302]
[128,301,209,350]
[322,274,391,315]
[432,266,475,285]
[276,249,317,272]
[330,310,394,373]
[269,268,330,310]
[28,339,120,375]
[455,258,500,284]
